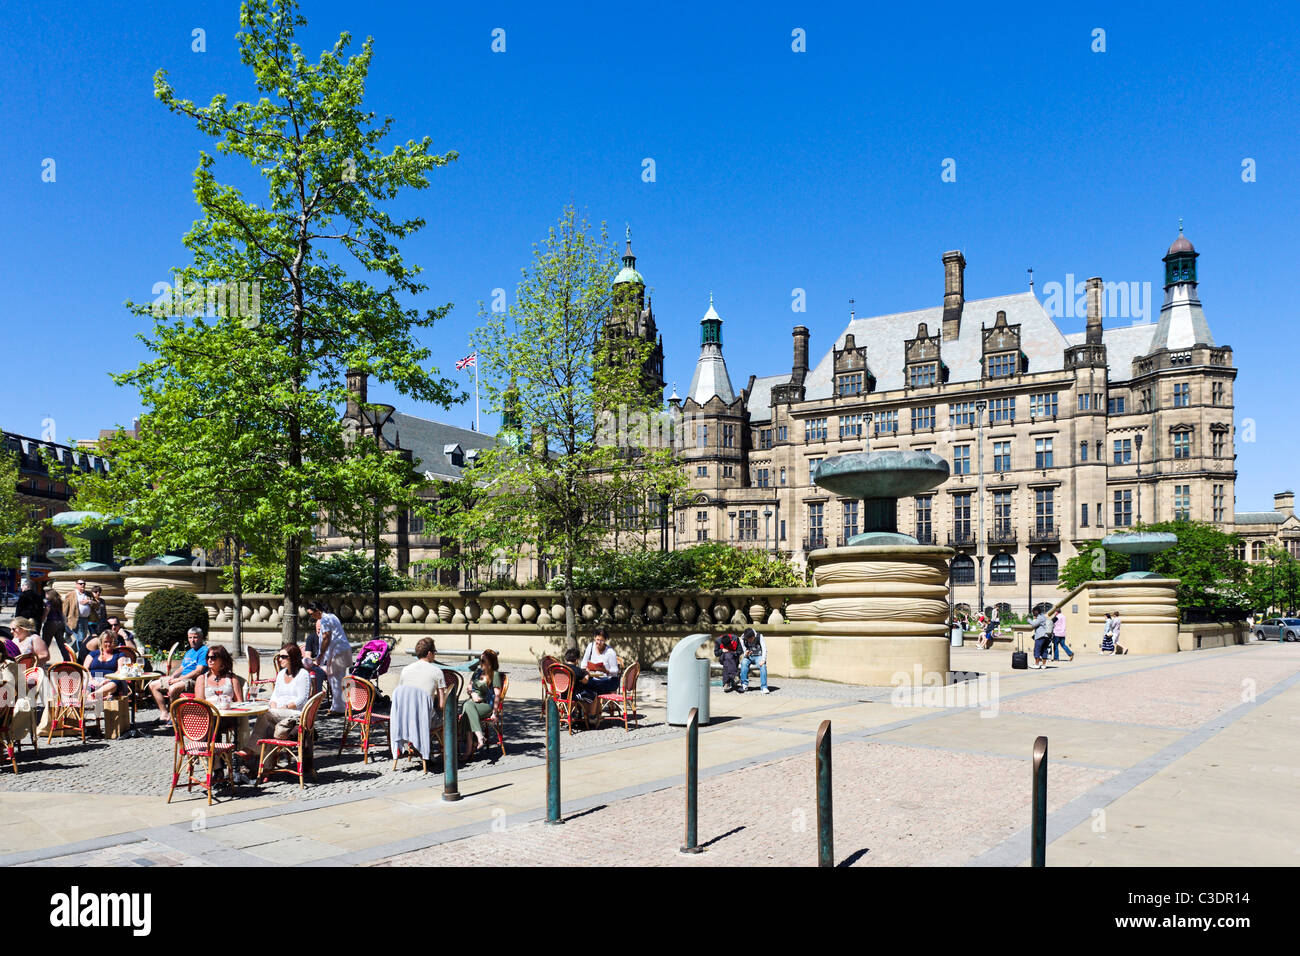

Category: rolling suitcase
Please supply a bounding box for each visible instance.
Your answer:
[1011,632,1028,670]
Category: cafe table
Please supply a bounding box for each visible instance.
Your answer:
[109,671,163,738]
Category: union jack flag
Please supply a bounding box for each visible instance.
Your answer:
[456,353,477,371]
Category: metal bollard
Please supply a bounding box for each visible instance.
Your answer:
[545,695,562,824]
[816,719,833,867]
[441,692,461,802]
[681,706,702,853]
[1032,735,1048,867]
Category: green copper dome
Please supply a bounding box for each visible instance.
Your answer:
[614,266,645,286]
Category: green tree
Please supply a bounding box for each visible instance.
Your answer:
[1244,548,1300,616]
[0,451,41,572]
[73,0,461,643]
[460,206,685,647]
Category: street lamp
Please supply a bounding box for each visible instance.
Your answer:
[764,506,773,553]
[728,510,737,542]
[359,403,397,638]
[975,399,988,616]
[1134,432,1144,525]
[659,493,669,553]
[864,411,874,453]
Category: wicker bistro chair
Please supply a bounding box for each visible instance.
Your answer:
[426,669,464,769]
[0,706,20,773]
[166,697,235,805]
[257,691,326,789]
[479,673,510,755]
[19,666,43,754]
[538,656,559,716]
[246,646,277,700]
[597,662,641,731]
[15,653,37,673]
[338,676,390,764]
[544,662,587,735]
[45,662,92,743]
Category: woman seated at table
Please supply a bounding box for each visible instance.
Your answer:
[461,649,502,759]
[82,631,129,701]
[195,645,243,707]
[577,628,620,719]
[11,617,49,675]
[246,644,314,756]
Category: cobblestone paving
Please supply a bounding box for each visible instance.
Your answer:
[378,740,1113,867]
[997,645,1298,727]
[0,672,677,800]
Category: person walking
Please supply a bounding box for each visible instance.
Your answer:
[61,579,95,657]
[1111,611,1124,655]
[14,583,43,627]
[1051,609,1074,661]
[1100,612,1116,655]
[1030,608,1052,669]
[41,588,72,661]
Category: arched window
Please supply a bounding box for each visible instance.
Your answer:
[1030,552,1059,584]
[1252,541,1265,561]
[990,553,1016,584]
[951,554,975,584]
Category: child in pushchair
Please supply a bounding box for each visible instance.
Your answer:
[350,637,396,684]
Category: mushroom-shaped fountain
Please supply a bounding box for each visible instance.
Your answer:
[47,511,128,619]
[1075,531,1181,654]
[1100,531,1178,579]
[783,450,954,685]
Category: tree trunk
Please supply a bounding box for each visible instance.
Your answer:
[231,542,244,658]
[282,533,300,644]
[564,550,576,650]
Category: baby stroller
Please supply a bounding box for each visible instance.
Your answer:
[349,637,397,707]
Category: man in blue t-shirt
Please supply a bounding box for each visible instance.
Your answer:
[148,627,209,720]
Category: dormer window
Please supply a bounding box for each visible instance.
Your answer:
[987,353,1017,378]
[909,363,938,387]
[836,373,864,397]
[443,442,464,468]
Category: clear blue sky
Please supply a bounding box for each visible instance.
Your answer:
[3,1,1296,511]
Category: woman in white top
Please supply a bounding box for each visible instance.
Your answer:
[247,644,314,748]
[578,628,620,718]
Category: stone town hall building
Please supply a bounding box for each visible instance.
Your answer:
[627,227,1239,614]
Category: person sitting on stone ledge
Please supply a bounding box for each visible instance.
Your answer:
[715,632,741,692]
[737,627,770,694]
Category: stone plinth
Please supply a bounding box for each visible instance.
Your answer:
[1053,577,1181,655]
[785,545,953,684]
[119,565,221,625]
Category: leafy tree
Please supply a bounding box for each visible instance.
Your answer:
[0,452,41,572]
[71,0,461,644]
[1244,548,1300,616]
[1058,540,1125,593]
[460,206,685,648]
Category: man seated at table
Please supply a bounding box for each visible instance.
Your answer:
[82,617,138,655]
[147,628,208,724]
[398,638,449,713]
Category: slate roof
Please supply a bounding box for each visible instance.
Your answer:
[1234,512,1286,525]
[745,374,789,423]
[379,413,496,481]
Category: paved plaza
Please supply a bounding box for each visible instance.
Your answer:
[2,637,1297,867]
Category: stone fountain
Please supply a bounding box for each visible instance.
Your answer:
[47,511,128,620]
[1080,530,1181,653]
[784,450,954,685]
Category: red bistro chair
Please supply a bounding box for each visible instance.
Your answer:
[18,666,44,755]
[257,690,326,789]
[338,676,390,764]
[46,663,92,743]
[537,656,559,716]
[246,646,277,700]
[597,662,642,731]
[0,706,21,773]
[479,673,510,755]
[544,662,587,735]
[166,697,235,806]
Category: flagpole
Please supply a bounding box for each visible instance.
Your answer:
[474,357,480,433]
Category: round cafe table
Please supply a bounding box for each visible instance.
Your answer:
[110,672,163,737]
[214,700,270,762]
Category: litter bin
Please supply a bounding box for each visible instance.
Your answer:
[950,622,964,647]
[667,632,713,726]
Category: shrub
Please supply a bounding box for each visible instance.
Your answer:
[548,545,802,592]
[133,587,210,652]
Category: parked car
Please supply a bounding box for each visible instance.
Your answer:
[0,591,17,608]
[1253,618,1300,642]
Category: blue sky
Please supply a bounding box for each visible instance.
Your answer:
[3,1,1297,511]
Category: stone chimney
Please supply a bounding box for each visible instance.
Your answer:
[1086,276,1103,345]
[792,326,810,386]
[346,367,367,421]
[1275,490,1295,518]
[942,251,965,340]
